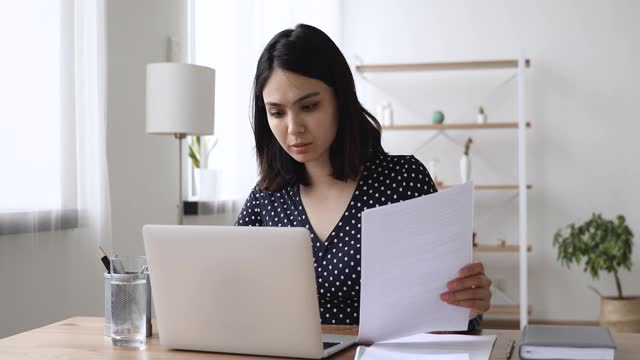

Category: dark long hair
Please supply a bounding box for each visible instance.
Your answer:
[251,24,385,192]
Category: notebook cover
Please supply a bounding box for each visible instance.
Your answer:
[521,325,616,349]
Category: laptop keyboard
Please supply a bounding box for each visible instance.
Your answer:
[323,341,340,350]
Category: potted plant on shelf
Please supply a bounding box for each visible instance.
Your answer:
[553,213,639,332]
[477,106,487,124]
[188,135,219,200]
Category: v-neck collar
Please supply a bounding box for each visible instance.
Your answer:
[295,160,372,249]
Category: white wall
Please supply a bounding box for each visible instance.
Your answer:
[107,0,188,256]
[343,0,640,321]
[0,0,188,339]
[0,228,105,339]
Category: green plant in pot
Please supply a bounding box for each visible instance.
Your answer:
[188,135,218,198]
[553,213,639,332]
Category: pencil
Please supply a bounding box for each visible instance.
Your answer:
[506,339,515,359]
[99,246,111,273]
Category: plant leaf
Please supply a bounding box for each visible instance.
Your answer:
[553,213,634,296]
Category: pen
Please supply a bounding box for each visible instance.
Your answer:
[110,255,126,274]
[139,264,148,275]
[506,339,515,360]
[98,246,111,273]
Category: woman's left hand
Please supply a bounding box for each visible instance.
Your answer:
[440,261,492,319]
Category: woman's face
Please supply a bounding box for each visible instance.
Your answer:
[262,68,338,165]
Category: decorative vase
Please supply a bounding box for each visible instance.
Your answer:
[459,155,471,183]
[377,101,394,126]
[192,167,200,198]
[199,168,220,201]
[600,296,640,333]
[432,110,445,124]
[477,113,487,124]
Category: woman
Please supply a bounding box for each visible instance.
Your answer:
[236,24,491,328]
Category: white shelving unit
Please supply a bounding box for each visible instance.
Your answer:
[356,56,531,328]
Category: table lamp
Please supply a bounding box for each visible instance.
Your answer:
[146,63,215,224]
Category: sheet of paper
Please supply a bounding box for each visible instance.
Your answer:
[355,346,470,360]
[373,333,497,360]
[357,182,474,344]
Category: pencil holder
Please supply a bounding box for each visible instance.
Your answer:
[104,271,153,338]
[146,272,152,337]
[104,272,111,337]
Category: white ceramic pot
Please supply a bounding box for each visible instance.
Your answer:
[377,101,394,127]
[199,168,220,201]
[477,113,487,124]
[191,167,199,198]
[460,155,471,183]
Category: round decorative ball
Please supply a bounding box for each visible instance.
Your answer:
[432,110,445,124]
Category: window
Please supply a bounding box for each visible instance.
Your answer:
[0,1,77,234]
[191,0,342,200]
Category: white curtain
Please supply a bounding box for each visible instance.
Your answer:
[0,0,110,337]
[73,0,112,249]
[192,0,342,206]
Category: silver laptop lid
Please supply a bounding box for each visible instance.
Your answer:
[143,225,326,359]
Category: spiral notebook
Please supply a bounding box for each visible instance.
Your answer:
[354,333,496,360]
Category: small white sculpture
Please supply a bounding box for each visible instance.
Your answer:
[376,100,394,127]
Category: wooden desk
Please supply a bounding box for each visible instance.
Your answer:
[0,317,638,359]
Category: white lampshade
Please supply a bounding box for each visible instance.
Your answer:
[146,63,215,135]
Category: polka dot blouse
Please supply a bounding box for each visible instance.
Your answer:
[235,152,482,329]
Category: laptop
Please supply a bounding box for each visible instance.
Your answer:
[142,225,357,359]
